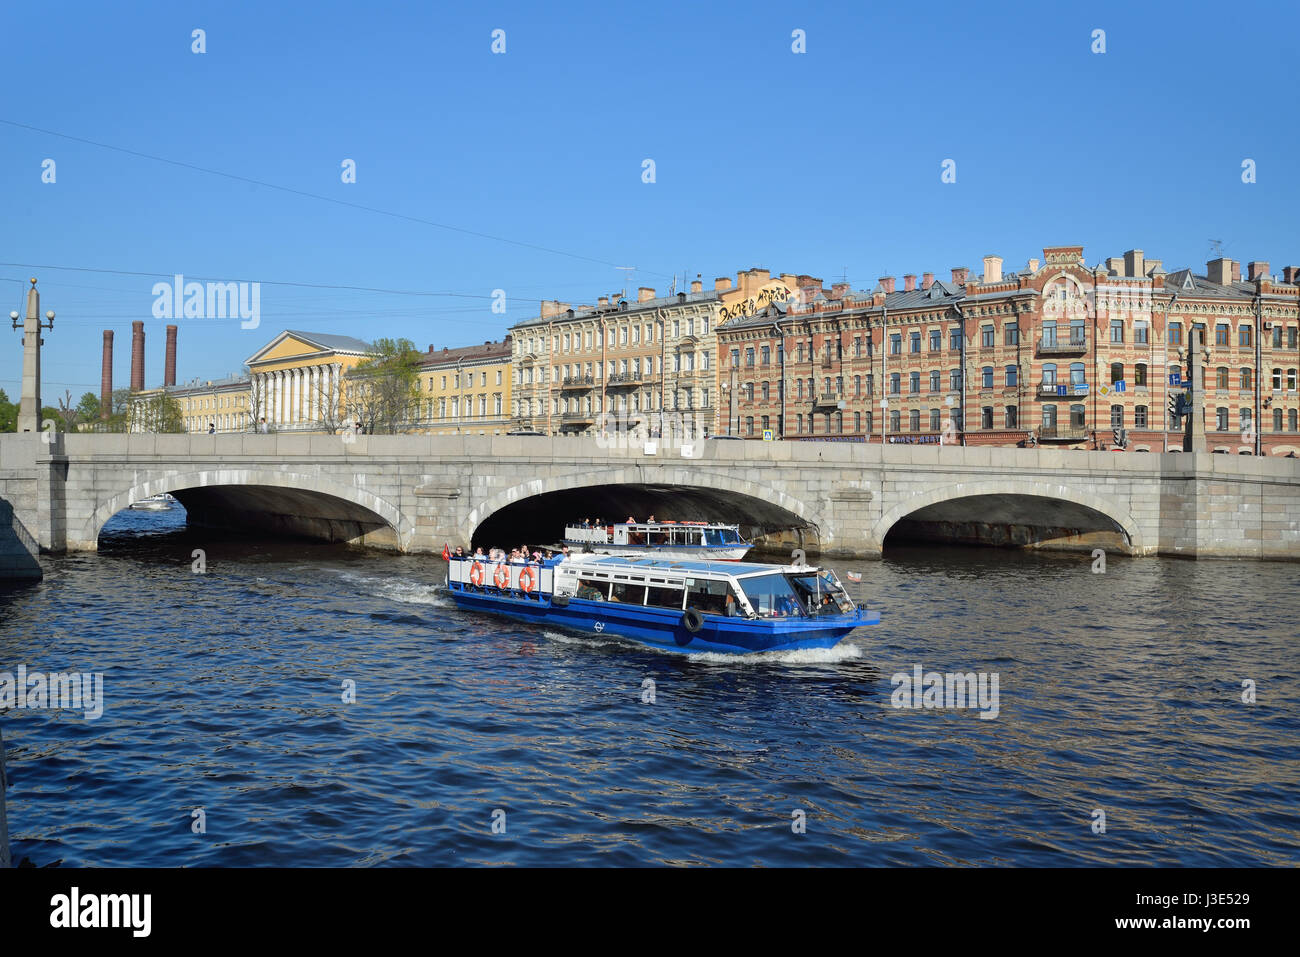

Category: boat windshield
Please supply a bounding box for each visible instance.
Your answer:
[704,527,745,546]
[736,573,807,618]
[788,572,854,616]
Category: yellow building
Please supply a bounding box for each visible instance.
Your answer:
[244,330,371,432]
[412,337,513,434]
[173,376,253,433]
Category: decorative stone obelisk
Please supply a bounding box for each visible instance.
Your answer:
[1182,328,1208,453]
[13,279,54,434]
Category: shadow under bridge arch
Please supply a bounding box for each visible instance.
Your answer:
[469,476,820,554]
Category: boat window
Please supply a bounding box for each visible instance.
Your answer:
[645,584,685,610]
[576,579,606,601]
[704,528,723,547]
[685,579,738,617]
[737,573,806,618]
[609,581,644,603]
[788,573,853,616]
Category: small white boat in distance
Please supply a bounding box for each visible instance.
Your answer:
[128,493,178,511]
[564,520,751,561]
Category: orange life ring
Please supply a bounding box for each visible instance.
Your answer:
[469,562,485,586]
[518,566,536,593]
[493,564,509,589]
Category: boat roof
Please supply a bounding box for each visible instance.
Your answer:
[565,521,741,530]
[566,555,818,578]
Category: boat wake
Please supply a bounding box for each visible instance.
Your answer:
[539,628,865,665]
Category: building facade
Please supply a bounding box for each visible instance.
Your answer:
[411,338,513,434]
[244,330,371,433]
[172,376,253,433]
[717,246,1300,455]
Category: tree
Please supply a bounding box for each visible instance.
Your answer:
[127,391,186,433]
[344,338,421,434]
[0,389,16,432]
[55,390,83,432]
[75,392,101,423]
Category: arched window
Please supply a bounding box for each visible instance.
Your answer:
[1110,404,1124,427]
[909,410,920,431]
[889,410,900,432]
[981,366,993,389]
[1216,367,1229,390]
[1042,363,1058,386]
[1240,368,1253,391]
[1110,362,1124,383]
[1070,404,1086,427]
[1274,409,1284,431]
[1134,363,1147,387]
[745,416,754,435]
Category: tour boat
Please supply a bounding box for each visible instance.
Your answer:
[563,520,751,561]
[445,554,878,654]
[128,493,178,511]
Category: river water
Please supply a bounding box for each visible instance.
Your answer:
[1,508,1297,866]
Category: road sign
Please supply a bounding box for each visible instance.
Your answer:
[762,429,774,442]
[1169,372,1182,385]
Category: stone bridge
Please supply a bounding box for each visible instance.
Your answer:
[2,432,1298,579]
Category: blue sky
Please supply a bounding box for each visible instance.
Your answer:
[2,0,1296,399]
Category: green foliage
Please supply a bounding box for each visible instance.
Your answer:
[75,392,101,422]
[0,388,16,432]
[346,338,422,434]
[127,391,186,433]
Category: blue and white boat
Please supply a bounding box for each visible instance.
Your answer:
[563,520,751,561]
[446,554,878,654]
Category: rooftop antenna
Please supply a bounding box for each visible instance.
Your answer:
[1208,239,1225,257]
[615,266,636,301]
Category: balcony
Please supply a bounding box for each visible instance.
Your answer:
[606,373,650,387]
[561,410,595,423]
[1036,334,1088,356]
[1037,380,1089,399]
[561,375,594,390]
[813,391,844,409]
[1038,425,1090,441]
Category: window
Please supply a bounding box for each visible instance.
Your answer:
[929,329,941,351]
[1272,325,1283,348]
[1110,320,1124,343]
[796,414,803,434]
[761,345,771,366]
[865,411,873,433]
[1216,407,1228,431]
[1216,367,1229,391]
[1042,404,1057,429]
[854,337,862,357]
[981,326,994,348]
[1005,322,1019,345]
[796,380,803,400]
[890,373,900,394]
[865,374,874,395]
[1215,323,1229,346]
[730,349,740,368]
[930,408,941,431]
[854,375,862,397]
[981,406,993,429]
[1274,409,1283,432]
[1290,409,1298,432]
[1042,320,1057,347]
[1290,328,1299,349]
[949,369,962,392]
[746,416,755,435]
[1240,368,1253,391]
[746,348,755,367]
[909,372,920,394]
[854,412,861,432]
[1290,369,1298,391]
[930,370,941,393]
[1134,363,1147,387]
[1005,406,1018,428]
[1273,368,1283,390]
[950,328,963,351]
[981,366,993,389]
[1240,409,1252,431]
[1006,364,1018,387]
[1169,322,1183,345]
[1110,404,1124,428]
[890,334,902,355]
[889,410,900,432]
[1111,362,1124,384]
[910,332,921,353]
[1240,326,1252,347]
[761,415,770,433]
[1135,405,1147,428]
[1135,321,1149,344]
[909,410,920,431]
[1070,404,1086,428]
[761,381,770,401]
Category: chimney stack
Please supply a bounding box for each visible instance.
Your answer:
[1206,258,1232,285]
[983,255,1003,283]
[101,330,114,418]
[1231,261,1241,283]
[1123,249,1145,278]
[690,279,702,293]
[130,320,145,391]
[714,277,732,291]
[951,267,970,285]
[637,286,656,302]
[164,324,177,387]
[831,282,851,299]
[1283,266,1299,284]
[921,272,934,290]
[1027,258,1040,273]
[878,276,895,294]
[903,274,917,292]
[1248,260,1270,282]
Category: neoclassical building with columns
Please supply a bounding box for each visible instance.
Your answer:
[245,330,372,432]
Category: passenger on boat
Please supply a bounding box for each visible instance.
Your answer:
[626,515,636,523]
[647,514,656,522]
[473,547,486,558]
[453,546,465,558]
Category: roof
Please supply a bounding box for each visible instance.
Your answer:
[511,289,722,330]
[419,339,512,367]
[1161,270,1257,300]
[165,375,250,394]
[571,555,814,577]
[282,330,373,352]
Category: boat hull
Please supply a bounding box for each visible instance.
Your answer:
[448,589,875,654]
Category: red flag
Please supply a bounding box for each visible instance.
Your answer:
[441,544,451,561]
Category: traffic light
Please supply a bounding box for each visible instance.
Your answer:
[1168,394,1179,417]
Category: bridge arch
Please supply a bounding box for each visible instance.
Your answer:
[466,466,828,549]
[872,478,1146,554]
[81,469,414,550]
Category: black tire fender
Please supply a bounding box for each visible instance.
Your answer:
[682,607,704,634]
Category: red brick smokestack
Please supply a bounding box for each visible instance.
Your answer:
[165,324,177,387]
[131,321,145,391]
[101,330,114,418]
